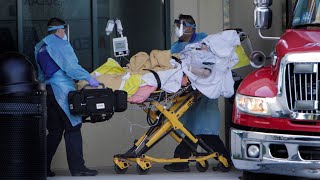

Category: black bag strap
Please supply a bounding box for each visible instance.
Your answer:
[82,83,105,90]
[82,113,114,123]
[171,56,182,64]
[145,69,161,90]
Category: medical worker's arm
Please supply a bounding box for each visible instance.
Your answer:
[53,43,93,81]
[34,42,46,82]
[88,76,99,87]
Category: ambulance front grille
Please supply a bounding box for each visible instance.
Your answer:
[285,63,319,114]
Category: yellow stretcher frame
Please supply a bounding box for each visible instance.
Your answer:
[113,89,229,175]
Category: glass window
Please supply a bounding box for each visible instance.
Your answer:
[94,0,113,67]
[0,0,17,53]
[0,1,168,71]
[22,0,93,71]
[94,0,166,67]
[292,0,320,27]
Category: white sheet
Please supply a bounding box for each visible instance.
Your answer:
[141,30,240,99]
[141,60,183,93]
[180,30,240,99]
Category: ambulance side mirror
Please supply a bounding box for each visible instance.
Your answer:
[250,51,266,68]
[254,0,273,29]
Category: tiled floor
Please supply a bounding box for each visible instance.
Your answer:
[49,166,241,180]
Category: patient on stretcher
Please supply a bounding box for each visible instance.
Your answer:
[77,30,242,103]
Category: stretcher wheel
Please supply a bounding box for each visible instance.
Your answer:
[114,164,128,174]
[196,160,209,172]
[136,165,150,175]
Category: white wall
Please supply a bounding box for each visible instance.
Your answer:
[51,0,224,170]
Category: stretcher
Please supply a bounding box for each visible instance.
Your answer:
[90,29,250,175]
[113,85,230,175]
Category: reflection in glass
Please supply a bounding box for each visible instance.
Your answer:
[0,0,17,53]
[19,0,166,71]
[95,0,113,67]
[94,0,166,67]
[292,0,320,27]
[22,0,92,71]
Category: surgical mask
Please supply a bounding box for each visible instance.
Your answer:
[62,34,68,41]
[48,24,70,41]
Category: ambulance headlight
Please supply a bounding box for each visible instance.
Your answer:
[236,94,271,115]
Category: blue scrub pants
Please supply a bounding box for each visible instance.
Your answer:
[174,135,231,162]
[46,86,85,172]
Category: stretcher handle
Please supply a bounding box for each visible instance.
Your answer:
[82,83,105,90]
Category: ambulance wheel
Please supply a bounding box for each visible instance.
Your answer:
[114,164,128,174]
[196,160,209,172]
[136,165,150,175]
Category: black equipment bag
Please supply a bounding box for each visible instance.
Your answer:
[81,83,114,115]
[82,114,113,123]
[68,83,128,123]
[114,90,127,112]
[68,90,84,114]
[68,83,115,117]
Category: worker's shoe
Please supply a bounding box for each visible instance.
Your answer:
[163,163,190,172]
[47,169,56,177]
[70,167,98,176]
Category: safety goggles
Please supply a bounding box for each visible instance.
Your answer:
[47,24,70,41]
[174,19,196,29]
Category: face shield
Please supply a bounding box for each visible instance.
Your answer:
[47,24,70,41]
[174,19,196,29]
[173,19,196,38]
[173,20,184,38]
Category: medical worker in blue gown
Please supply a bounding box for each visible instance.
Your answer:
[164,14,232,172]
[35,17,99,177]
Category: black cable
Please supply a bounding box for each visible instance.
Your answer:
[146,105,163,127]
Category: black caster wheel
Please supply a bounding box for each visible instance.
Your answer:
[196,160,209,172]
[136,165,150,175]
[114,164,128,174]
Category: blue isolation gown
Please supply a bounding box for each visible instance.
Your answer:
[171,32,207,54]
[35,34,91,126]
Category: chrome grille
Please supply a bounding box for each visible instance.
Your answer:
[285,63,319,113]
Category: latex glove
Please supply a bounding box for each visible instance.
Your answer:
[88,76,100,87]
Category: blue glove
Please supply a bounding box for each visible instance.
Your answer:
[88,76,100,87]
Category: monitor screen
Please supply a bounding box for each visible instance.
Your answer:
[114,40,126,51]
